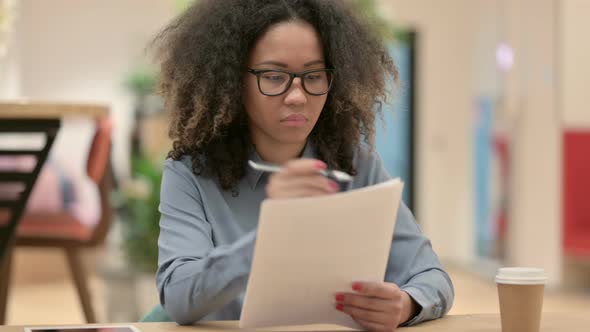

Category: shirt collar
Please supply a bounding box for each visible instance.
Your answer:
[245,139,317,190]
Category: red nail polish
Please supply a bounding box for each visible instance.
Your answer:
[315,161,327,170]
[335,294,345,302]
[352,282,362,291]
[330,181,339,191]
[336,304,344,311]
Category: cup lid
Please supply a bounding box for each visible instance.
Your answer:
[495,267,547,285]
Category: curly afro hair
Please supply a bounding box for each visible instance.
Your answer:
[152,0,398,191]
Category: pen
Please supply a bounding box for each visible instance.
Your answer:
[248,160,353,182]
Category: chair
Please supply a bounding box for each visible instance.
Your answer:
[0,116,60,325]
[0,117,114,323]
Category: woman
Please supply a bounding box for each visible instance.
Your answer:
[153,0,454,330]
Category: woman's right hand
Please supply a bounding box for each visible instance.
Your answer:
[265,159,340,199]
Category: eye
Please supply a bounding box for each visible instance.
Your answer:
[261,74,286,82]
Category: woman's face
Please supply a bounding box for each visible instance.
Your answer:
[243,21,328,149]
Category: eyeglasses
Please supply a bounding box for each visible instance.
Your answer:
[246,68,334,96]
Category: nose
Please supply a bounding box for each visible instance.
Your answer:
[283,77,307,105]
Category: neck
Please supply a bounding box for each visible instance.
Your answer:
[254,138,307,165]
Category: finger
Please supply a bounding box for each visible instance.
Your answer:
[266,179,334,198]
[279,175,338,193]
[335,293,395,312]
[268,175,338,197]
[282,158,327,176]
[267,186,331,199]
[353,318,388,332]
[337,304,390,326]
[352,282,401,300]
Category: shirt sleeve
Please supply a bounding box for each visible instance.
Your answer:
[156,158,256,324]
[359,147,455,325]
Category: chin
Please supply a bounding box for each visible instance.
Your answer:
[274,131,311,145]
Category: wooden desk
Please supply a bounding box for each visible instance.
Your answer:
[0,313,587,332]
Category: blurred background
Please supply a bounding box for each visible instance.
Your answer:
[0,0,589,325]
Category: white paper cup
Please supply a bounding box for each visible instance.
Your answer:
[495,267,547,332]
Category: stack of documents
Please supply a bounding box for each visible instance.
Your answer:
[240,179,404,329]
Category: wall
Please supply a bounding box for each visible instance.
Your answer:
[559,0,590,287]
[502,0,561,285]
[16,0,175,176]
[378,0,589,286]
[561,0,590,128]
[377,0,499,264]
[0,0,20,98]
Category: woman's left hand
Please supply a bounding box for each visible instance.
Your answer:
[334,281,419,332]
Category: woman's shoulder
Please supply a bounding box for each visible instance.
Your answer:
[349,143,390,187]
[352,143,383,170]
[163,154,207,185]
[164,153,220,186]
[162,154,219,195]
[164,154,194,173]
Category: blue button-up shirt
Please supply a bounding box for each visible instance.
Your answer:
[156,142,454,325]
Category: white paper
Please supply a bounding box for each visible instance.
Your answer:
[239,178,404,329]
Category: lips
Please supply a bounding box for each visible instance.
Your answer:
[281,114,308,122]
[280,113,308,127]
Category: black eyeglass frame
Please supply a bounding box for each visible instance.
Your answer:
[246,68,335,96]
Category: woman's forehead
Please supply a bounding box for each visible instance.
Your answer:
[249,21,325,67]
